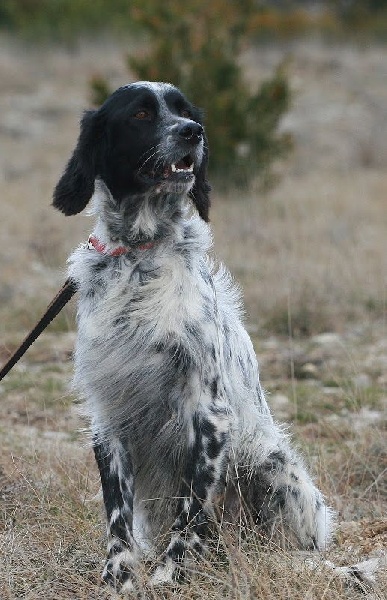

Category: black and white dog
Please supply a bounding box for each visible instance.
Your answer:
[53,82,334,591]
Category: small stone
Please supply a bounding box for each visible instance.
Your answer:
[352,373,371,389]
[311,333,342,346]
[270,393,290,409]
[299,362,319,379]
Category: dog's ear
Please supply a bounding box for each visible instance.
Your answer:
[53,110,102,215]
[190,136,211,222]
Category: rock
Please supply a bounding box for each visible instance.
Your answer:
[352,373,371,389]
[311,333,342,346]
[269,393,291,418]
[298,362,319,379]
[270,393,290,409]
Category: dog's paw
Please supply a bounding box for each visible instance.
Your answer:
[102,549,137,592]
[150,557,178,586]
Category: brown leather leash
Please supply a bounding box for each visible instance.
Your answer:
[0,278,78,382]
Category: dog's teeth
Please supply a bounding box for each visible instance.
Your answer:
[171,163,194,173]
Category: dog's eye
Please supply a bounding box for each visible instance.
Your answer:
[134,110,151,120]
[180,109,191,119]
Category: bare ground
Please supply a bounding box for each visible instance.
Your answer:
[0,36,386,598]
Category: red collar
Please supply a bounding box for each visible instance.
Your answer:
[87,235,154,256]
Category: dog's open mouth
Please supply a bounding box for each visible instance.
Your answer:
[139,154,195,185]
[162,155,194,178]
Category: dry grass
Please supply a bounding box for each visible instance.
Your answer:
[0,36,386,598]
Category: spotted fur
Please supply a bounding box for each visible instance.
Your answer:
[53,82,334,590]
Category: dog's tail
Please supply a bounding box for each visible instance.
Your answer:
[0,278,77,382]
[302,552,387,594]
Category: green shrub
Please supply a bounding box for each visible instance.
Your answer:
[92,0,291,186]
[328,0,387,37]
[0,0,133,39]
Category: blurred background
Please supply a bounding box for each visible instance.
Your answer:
[1,0,387,338]
[1,3,387,597]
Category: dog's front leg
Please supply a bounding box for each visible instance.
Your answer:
[93,436,138,592]
[151,399,230,585]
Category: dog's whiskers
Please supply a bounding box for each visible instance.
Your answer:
[138,144,163,174]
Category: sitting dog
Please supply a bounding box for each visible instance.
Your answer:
[53,81,334,591]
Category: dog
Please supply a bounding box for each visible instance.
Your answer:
[53,81,334,592]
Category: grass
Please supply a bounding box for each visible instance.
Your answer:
[0,37,387,598]
[212,170,387,337]
[1,425,385,598]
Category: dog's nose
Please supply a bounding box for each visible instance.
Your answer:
[177,122,203,144]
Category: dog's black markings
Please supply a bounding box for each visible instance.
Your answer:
[51,81,334,591]
[93,437,136,588]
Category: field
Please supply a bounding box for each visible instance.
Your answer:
[0,36,386,598]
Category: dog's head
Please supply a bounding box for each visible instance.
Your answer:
[53,82,210,222]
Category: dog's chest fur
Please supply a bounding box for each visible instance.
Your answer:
[66,188,270,539]
[69,213,228,511]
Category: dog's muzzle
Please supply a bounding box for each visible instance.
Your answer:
[137,122,204,189]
